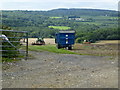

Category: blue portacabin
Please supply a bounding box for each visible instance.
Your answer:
[55,30,75,50]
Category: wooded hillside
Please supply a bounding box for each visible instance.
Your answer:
[1,8,119,42]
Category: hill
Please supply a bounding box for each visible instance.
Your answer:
[1,8,119,42]
[47,8,118,16]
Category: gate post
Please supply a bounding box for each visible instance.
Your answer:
[26,32,28,60]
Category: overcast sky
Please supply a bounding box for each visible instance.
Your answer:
[1,0,119,11]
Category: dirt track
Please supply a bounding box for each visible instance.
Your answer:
[2,50,118,88]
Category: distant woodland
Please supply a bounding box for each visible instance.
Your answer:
[1,8,119,43]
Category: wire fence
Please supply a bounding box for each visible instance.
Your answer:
[0,29,28,60]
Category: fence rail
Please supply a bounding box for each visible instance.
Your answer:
[0,29,28,60]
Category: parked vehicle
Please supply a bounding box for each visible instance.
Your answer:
[32,38,45,45]
[83,40,91,44]
[55,30,75,50]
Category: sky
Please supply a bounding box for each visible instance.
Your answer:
[1,0,119,11]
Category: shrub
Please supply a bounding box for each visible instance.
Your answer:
[1,26,23,60]
[75,38,84,43]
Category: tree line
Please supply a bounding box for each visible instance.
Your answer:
[1,8,119,43]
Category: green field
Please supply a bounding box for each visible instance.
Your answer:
[28,45,77,54]
[50,17,62,19]
[48,26,71,30]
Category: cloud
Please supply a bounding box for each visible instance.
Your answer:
[1,0,119,3]
[1,0,118,10]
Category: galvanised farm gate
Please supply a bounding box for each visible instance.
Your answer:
[0,30,28,60]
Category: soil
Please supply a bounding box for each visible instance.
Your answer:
[2,50,118,88]
[2,40,119,88]
[72,43,118,57]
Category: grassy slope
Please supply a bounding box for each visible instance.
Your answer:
[28,45,77,54]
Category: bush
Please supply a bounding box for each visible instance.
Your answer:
[1,26,23,60]
[106,35,120,40]
[75,38,84,43]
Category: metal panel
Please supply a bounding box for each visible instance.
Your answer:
[57,33,75,45]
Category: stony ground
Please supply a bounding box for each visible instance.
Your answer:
[72,43,118,57]
[2,50,118,88]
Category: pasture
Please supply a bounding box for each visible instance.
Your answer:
[28,38,119,57]
[50,17,62,19]
[48,26,71,30]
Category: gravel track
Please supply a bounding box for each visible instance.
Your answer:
[2,51,118,88]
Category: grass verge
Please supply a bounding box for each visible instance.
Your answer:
[28,45,104,56]
[28,45,77,54]
[2,57,20,62]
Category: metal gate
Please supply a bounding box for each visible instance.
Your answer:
[0,29,28,60]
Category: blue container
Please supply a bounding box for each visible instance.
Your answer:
[55,30,75,50]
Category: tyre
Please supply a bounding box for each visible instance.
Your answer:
[57,45,61,49]
[68,46,72,50]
